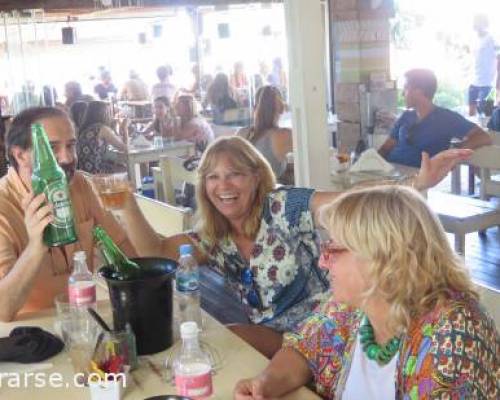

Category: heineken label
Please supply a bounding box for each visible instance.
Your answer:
[46,182,74,228]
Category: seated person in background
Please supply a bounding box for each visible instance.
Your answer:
[120,70,149,101]
[0,107,137,321]
[94,70,117,101]
[151,65,176,103]
[142,96,174,140]
[205,73,238,124]
[119,136,472,358]
[64,81,93,110]
[379,69,492,167]
[174,94,214,152]
[234,186,498,399]
[77,101,127,174]
[237,85,292,184]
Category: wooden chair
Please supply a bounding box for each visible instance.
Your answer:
[468,145,500,201]
[134,193,192,236]
[157,155,197,205]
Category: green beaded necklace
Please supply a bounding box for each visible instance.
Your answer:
[359,315,401,365]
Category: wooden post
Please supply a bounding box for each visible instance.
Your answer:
[284,0,330,189]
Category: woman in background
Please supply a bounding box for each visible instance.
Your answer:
[142,96,174,140]
[238,85,292,184]
[77,101,127,174]
[206,73,238,124]
[174,94,214,152]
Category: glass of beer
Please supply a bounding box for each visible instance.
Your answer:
[92,172,130,210]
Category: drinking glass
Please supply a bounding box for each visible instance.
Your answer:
[153,136,163,148]
[92,172,130,210]
[59,309,102,383]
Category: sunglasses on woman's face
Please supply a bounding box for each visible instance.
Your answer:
[319,240,348,266]
[240,267,262,309]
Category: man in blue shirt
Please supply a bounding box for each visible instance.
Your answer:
[379,69,492,167]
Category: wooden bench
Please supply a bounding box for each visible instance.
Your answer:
[427,190,500,255]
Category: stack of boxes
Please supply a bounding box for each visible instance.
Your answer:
[331,0,395,151]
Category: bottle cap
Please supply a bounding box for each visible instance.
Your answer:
[179,244,193,256]
[180,321,199,338]
[73,251,86,261]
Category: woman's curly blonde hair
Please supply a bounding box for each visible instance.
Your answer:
[321,185,477,335]
[195,136,276,243]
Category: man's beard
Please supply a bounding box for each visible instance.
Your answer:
[60,163,76,181]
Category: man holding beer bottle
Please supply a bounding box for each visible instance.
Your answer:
[0,107,137,321]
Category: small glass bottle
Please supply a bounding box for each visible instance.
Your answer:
[174,322,213,399]
[68,251,96,309]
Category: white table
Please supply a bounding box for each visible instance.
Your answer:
[119,141,195,189]
[0,304,320,400]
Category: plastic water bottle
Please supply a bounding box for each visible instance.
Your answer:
[174,321,213,399]
[68,251,96,309]
[175,244,202,329]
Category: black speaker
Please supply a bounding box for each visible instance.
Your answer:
[217,23,230,39]
[61,27,76,44]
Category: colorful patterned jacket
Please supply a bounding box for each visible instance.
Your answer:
[283,293,498,399]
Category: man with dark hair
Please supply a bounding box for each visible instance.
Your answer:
[379,68,491,167]
[0,107,136,321]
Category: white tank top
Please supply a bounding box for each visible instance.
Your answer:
[342,332,398,400]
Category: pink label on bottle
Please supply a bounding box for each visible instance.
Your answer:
[175,371,213,399]
[68,283,96,306]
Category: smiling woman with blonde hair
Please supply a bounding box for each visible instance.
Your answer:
[195,136,276,241]
[234,185,498,399]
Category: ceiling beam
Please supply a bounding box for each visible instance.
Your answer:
[0,0,280,12]
[0,1,92,12]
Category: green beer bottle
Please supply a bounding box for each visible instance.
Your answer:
[31,123,77,247]
[93,226,141,280]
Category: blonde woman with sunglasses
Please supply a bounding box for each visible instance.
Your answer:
[234,186,498,399]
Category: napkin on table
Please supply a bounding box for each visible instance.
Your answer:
[349,148,394,173]
[130,134,153,148]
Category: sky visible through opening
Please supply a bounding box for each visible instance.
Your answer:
[392,0,499,108]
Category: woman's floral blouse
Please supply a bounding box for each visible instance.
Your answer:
[190,187,330,331]
[283,293,499,399]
